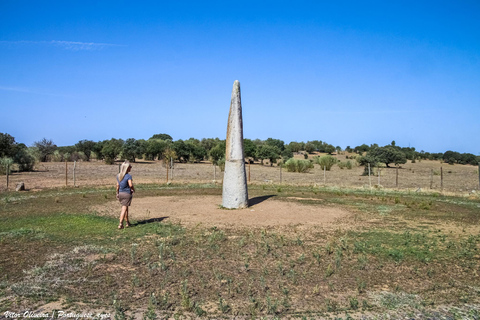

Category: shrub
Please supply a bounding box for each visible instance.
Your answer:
[14,147,36,171]
[284,158,314,173]
[218,158,225,172]
[70,151,87,162]
[0,157,14,175]
[338,160,354,170]
[51,150,64,162]
[314,155,337,171]
[33,138,57,162]
[346,160,353,169]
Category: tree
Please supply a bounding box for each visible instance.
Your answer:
[265,138,285,151]
[281,146,294,161]
[324,144,336,155]
[358,153,379,175]
[0,133,16,158]
[209,142,225,165]
[149,133,173,141]
[200,138,221,152]
[443,150,461,165]
[354,144,370,154]
[304,142,316,154]
[256,145,281,166]
[13,144,35,171]
[173,140,190,162]
[135,139,147,159]
[145,139,169,160]
[288,141,302,153]
[92,140,105,160]
[244,139,257,160]
[459,153,478,165]
[122,138,142,162]
[369,146,407,167]
[185,139,207,162]
[101,138,124,164]
[75,140,96,161]
[34,138,57,162]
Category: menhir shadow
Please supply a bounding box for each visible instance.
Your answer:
[248,195,276,207]
[134,216,169,226]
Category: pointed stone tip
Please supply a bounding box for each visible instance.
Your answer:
[232,80,240,94]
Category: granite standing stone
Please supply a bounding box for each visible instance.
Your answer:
[222,80,249,209]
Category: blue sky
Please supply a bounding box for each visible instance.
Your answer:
[1,1,479,154]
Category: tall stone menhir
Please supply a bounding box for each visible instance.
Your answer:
[222,80,249,209]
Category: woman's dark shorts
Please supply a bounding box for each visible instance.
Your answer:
[119,192,133,206]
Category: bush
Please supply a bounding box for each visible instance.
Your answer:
[33,138,57,162]
[284,158,314,173]
[314,155,337,171]
[218,158,225,172]
[0,157,14,175]
[51,150,64,162]
[338,160,353,170]
[70,151,87,162]
[14,147,36,171]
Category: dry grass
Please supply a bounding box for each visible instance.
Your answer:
[1,154,478,194]
[1,183,480,318]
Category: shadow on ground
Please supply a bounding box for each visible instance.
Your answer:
[248,195,276,207]
[134,216,169,226]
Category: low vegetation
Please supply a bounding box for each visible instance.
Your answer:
[314,155,337,170]
[1,183,480,318]
[284,158,314,173]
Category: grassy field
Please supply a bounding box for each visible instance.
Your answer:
[1,183,480,319]
[2,155,479,194]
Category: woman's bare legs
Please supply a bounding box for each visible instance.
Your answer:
[125,207,131,227]
[119,205,127,229]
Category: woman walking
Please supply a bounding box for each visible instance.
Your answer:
[116,161,135,229]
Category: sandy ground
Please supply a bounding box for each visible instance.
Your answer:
[92,195,351,228]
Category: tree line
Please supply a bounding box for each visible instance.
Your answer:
[0,132,478,174]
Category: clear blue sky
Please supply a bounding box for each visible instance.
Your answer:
[1,1,479,154]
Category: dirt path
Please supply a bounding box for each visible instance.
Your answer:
[92,195,351,228]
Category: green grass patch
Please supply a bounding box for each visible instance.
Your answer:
[2,183,480,317]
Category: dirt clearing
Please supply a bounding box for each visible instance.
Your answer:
[92,195,351,228]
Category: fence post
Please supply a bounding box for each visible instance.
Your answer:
[323,166,326,185]
[430,169,433,189]
[441,167,443,191]
[65,161,68,186]
[171,158,173,181]
[280,165,282,184]
[478,162,480,189]
[6,163,9,190]
[248,162,251,182]
[377,167,380,187]
[395,166,399,188]
[368,163,371,188]
[166,160,169,183]
[73,161,76,187]
[214,164,216,182]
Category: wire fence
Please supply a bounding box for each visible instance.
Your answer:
[2,160,479,195]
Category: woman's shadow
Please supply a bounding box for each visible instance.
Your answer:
[132,216,169,226]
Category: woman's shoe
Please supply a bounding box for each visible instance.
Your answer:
[125,222,131,228]
[118,224,124,229]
